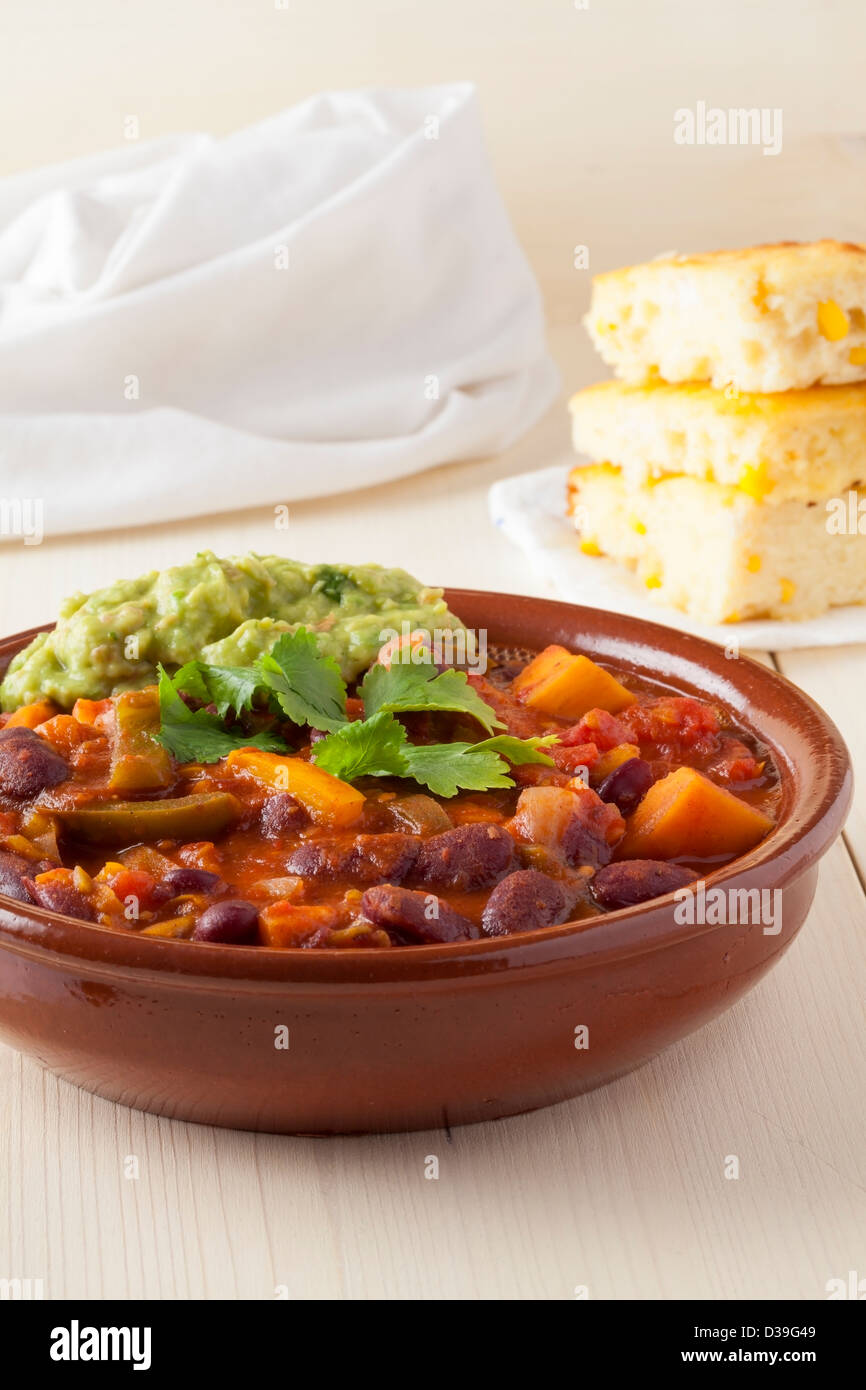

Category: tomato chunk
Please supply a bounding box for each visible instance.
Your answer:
[620,696,721,757]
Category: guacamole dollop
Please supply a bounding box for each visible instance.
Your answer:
[0,553,464,710]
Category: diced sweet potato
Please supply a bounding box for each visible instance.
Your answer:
[226,749,365,828]
[4,700,58,729]
[619,766,773,860]
[513,646,636,719]
[176,841,224,876]
[259,900,339,947]
[71,698,113,728]
[34,714,99,755]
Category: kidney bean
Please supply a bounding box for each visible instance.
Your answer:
[481,869,570,938]
[23,876,95,921]
[192,899,260,943]
[0,849,40,903]
[360,885,476,944]
[286,833,420,885]
[162,867,223,896]
[591,859,698,911]
[284,842,332,879]
[0,726,68,798]
[597,757,654,817]
[260,793,307,838]
[414,823,515,892]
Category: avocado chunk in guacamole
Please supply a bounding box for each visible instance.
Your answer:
[0,553,465,710]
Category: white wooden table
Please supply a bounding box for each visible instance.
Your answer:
[1,320,865,1302]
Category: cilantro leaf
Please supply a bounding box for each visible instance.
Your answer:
[312,716,556,798]
[472,734,558,766]
[154,665,287,763]
[256,628,347,732]
[170,660,261,718]
[170,661,211,704]
[360,661,504,734]
[198,665,262,718]
[312,711,408,780]
[404,733,559,797]
[401,742,514,797]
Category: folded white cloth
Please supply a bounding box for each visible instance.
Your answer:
[0,83,558,536]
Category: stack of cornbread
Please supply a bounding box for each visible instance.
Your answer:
[568,241,866,624]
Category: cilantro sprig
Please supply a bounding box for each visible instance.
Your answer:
[154,666,288,763]
[359,661,505,734]
[155,627,350,762]
[312,714,556,797]
[257,630,348,733]
[175,661,262,719]
[155,630,557,797]
[312,710,409,781]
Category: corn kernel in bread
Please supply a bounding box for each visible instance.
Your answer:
[585,241,866,393]
[569,379,866,503]
[568,464,866,624]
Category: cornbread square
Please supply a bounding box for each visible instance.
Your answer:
[585,241,866,393]
[569,379,866,504]
[568,464,866,624]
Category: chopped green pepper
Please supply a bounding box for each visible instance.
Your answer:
[58,792,241,844]
[108,688,175,792]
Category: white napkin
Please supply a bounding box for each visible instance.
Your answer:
[490,464,866,651]
[0,84,558,536]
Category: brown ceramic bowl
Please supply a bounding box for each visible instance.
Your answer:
[0,593,852,1134]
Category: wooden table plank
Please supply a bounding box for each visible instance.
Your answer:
[775,645,866,877]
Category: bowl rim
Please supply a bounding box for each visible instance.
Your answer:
[0,591,852,986]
